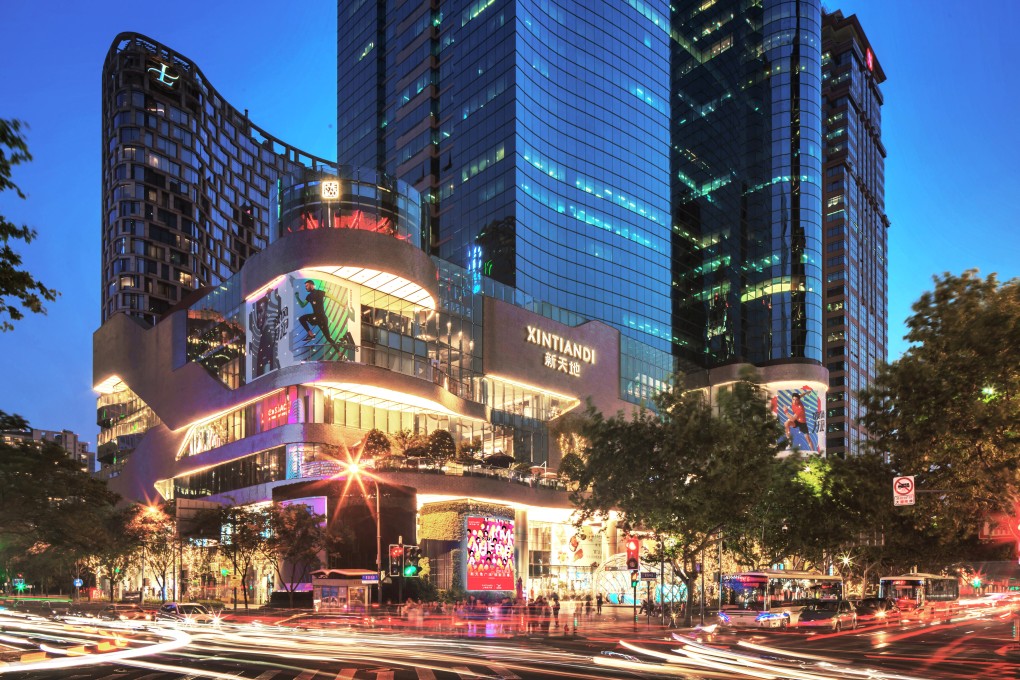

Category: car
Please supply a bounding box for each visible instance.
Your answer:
[796,600,857,631]
[98,604,155,621]
[854,597,901,624]
[156,602,219,624]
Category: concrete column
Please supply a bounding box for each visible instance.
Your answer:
[515,508,529,596]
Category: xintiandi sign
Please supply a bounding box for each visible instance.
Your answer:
[526,325,596,378]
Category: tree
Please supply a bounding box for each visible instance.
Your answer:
[564,369,783,625]
[198,503,271,610]
[860,271,1020,549]
[90,507,142,602]
[264,504,326,607]
[362,429,392,459]
[391,429,418,455]
[0,437,123,585]
[1,119,58,331]
[132,502,178,601]
[425,429,456,464]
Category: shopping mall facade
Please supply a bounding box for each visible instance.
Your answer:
[95,33,826,603]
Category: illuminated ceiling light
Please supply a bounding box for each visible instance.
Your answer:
[93,375,125,394]
[305,266,435,309]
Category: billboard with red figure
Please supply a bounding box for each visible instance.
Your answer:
[465,516,515,591]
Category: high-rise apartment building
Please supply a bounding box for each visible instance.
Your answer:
[0,427,95,472]
[101,33,332,325]
[820,11,888,458]
[339,0,675,400]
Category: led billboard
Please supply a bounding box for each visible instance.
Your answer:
[770,386,825,455]
[465,516,515,591]
[246,271,360,382]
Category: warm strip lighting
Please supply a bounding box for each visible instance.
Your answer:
[313,381,483,420]
[244,275,285,302]
[484,373,581,409]
[175,389,284,460]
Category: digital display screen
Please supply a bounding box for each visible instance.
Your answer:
[465,516,515,591]
[770,386,825,455]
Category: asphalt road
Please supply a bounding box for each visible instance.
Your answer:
[1,605,1017,679]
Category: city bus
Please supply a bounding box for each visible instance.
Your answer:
[878,573,959,624]
[718,570,844,629]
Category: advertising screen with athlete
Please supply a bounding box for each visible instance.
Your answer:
[770,386,825,455]
[245,272,360,382]
[288,274,359,363]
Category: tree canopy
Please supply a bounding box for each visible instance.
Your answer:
[564,369,783,623]
[1,119,57,331]
[860,270,1020,542]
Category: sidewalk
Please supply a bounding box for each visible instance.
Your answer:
[219,605,706,642]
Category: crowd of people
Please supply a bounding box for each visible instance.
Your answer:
[393,593,611,633]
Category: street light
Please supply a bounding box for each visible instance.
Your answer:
[343,462,382,606]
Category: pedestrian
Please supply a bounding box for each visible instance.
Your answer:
[585,597,592,618]
[552,597,560,625]
[596,592,603,615]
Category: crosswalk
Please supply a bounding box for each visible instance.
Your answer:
[72,663,529,680]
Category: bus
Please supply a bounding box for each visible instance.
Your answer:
[718,570,844,629]
[878,573,959,624]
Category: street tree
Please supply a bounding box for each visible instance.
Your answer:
[1,119,58,331]
[264,504,327,607]
[90,507,142,602]
[199,503,271,610]
[860,271,1020,546]
[132,502,178,601]
[0,437,123,585]
[565,369,783,625]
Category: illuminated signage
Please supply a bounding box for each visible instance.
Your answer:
[321,180,340,200]
[466,516,515,591]
[865,48,874,73]
[526,325,595,377]
[147,62,180,88]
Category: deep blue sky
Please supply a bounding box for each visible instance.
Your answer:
[1,1,1017,447]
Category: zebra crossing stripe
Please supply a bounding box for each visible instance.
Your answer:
[414,668,436,680]
[253,672,281,680]
[486,665,521,679]
[334,670,357,680]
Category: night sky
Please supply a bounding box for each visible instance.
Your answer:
[1,1,1016,447]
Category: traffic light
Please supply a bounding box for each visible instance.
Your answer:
[625,536,640,570]
[631,570,639,587]
[403,545,422,577]
[388,544,405,577]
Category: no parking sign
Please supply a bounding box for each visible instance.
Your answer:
[893,475,915,506]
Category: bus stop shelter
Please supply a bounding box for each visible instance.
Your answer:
[310,569,379,613]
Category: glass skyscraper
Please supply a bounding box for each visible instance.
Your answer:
[339,0,675,400]
[671,0,824,369]
[338,0,857,406]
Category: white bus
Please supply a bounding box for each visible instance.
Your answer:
[879,573,959,624]
[718,570,845,629]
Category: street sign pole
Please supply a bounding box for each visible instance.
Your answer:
[632,581,638,626]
